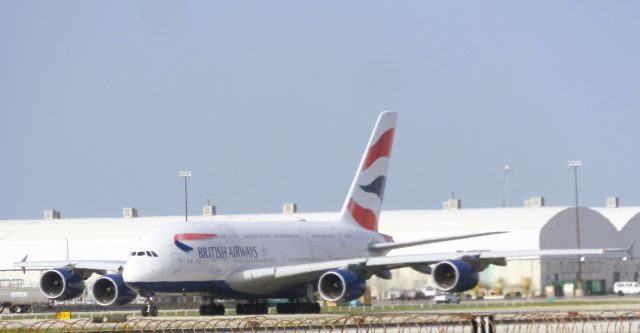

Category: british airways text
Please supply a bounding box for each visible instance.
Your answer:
[197,246,258,259]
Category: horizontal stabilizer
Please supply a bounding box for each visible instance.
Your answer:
[369,231,508,252]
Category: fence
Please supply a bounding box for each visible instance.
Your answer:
[1,312,639,332]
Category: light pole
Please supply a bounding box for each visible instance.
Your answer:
[568,160,583,293]
[503,164,512,208]
[178,170,192,221]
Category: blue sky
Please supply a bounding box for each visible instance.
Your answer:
[1,1,638,219]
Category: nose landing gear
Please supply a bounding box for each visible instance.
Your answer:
[141,295,158,317]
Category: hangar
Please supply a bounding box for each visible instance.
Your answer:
[0,203,638,302]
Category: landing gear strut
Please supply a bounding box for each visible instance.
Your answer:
[141,295,158,317]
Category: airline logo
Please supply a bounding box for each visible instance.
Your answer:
[348,125,395,232]
[173,233,217,252]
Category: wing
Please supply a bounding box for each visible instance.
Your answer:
[368,231,508,252]
[11,257,125,275]
[225,245,630,294]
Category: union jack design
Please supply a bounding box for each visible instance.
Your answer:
[338,112,397,232]
[173,233,217,252]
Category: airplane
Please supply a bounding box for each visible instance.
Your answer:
[15,111,630,316]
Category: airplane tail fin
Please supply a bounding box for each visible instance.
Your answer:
[337,111,397,232]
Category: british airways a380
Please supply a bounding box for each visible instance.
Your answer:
[16,112,629,316]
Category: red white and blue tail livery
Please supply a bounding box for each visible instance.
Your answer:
[339,111,396,232]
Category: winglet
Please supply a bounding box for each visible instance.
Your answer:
[18,255,28,274]
[625,241,635,260]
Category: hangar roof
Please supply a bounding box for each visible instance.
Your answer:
[1,206,639,267]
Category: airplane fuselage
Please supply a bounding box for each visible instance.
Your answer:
[123,220,386,299]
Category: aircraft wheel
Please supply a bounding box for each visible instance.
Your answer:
[149,304,159,317]
[276,303,289,314]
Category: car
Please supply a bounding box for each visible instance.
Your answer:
[387,289,405,300]
[416,285,438,299]
[400,290,417,300]
[434,293,460,304]
[613,281,640,296]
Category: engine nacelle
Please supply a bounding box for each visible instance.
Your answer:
[40,268,86,301]
[318,269,366,302]
[92,273,137,306]
[433,260,479,293]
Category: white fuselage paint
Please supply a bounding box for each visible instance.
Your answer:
[122,220,385,298]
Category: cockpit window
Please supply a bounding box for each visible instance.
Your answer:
[131,250,159,257]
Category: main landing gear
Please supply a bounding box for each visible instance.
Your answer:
[276,284,321,314]
[200,302,225,315]
[141,295,158,317]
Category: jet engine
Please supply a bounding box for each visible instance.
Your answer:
[92,273,137,306]
[318,269,365,302]
[40,268,86,300]
[433,260,479,293]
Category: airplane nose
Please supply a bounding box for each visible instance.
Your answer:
[122,259,143,283]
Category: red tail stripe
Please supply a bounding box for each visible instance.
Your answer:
[362,129,395,170]
[347,199,377,231]
[174,233,217,241]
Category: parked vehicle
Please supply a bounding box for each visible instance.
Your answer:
[434,293,460,304]
[387,289,405,300]
[418,285,438,299]
[0,287,44,313]
[613,281,640,296]
[399,290,418,300]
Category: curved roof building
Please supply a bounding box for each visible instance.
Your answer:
[0,206,637,298]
